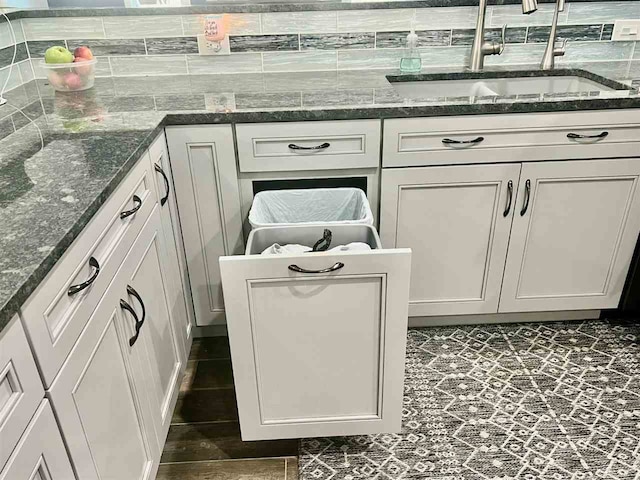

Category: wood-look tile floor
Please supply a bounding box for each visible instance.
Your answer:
[156,337,299,479]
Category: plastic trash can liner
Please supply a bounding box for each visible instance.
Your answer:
[248,187,374,229]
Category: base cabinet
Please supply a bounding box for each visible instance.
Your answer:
[0,400,75,480]
[380,164,520,316]
[500,158,640,312]
[220,247,411,441]
[381,158,640,315]
[49,208,183,480]
[167,126,244,327]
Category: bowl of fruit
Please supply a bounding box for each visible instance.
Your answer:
[42,46,97,92]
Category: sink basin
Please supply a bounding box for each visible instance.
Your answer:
[389,73,621,101]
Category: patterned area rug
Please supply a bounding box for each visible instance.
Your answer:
[299,320,640,479]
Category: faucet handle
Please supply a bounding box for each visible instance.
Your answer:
[497,24,507,54]
[554,38,567,57]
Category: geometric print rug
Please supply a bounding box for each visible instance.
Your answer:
[299,320,640,479]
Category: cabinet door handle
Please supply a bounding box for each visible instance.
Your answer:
[520,179,531,216]
[567,131,608,140]
[121,285,146,347]
[288,142,330,151]
[503,180,513,217]
[442,136,484,145]
[120,195,142,220]
[68,256,100,296]
[288,262,344,274]
[154,163,170,207]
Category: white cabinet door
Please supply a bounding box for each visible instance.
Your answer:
[500,158,640,312]
[122,208,183,451]
[0,400,75,480]
[149,133,194,361]
[220,249,411,440]
[167,126,244,326]
[380,164,521,316]
[49,269,158,480]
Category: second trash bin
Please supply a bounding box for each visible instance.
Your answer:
[248,187,373,229]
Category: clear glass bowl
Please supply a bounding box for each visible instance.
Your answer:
[41,58,97,92]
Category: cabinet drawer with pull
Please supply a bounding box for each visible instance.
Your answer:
[236,120,381,172]
[383,110,640,167]
[21,154,157,387]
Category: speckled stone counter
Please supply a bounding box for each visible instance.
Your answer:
[1,66,639,332]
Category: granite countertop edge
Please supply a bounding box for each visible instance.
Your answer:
[2,93,640,333]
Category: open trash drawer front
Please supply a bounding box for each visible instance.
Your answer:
[219,248,411,441]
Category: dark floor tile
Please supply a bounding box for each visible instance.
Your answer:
[181,359,234,391]
[189,336,231,360]
[156,458,286,480]
[172,388,238,424]
[161,422,298,463]
[286,457,298,480]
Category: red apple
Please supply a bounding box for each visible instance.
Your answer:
[73,57,93,76]
[63,72,83,90]
[73,45,94,60]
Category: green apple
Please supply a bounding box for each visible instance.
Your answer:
[44,46,74,64]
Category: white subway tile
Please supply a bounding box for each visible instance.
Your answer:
[23,17,105,40]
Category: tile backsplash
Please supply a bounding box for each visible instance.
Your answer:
[1,1,640,86]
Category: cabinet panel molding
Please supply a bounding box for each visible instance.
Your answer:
[380,163,521,316]
[500,157,640,312]
[167,126,244,326]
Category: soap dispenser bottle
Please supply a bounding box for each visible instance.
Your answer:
[400,26,421,74]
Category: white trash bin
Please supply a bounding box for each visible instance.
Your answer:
[248,187,373,229]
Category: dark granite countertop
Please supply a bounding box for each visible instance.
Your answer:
[1,66,639,332]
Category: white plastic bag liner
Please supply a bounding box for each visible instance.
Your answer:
[249,188,374,229]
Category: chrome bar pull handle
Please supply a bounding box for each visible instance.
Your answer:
[120,195,142,219]
[442,136,485,145]
[567,131,608,140]
[288,262,344,274]
[503,180,513,217]
[154,163,170,206]
[520,179,531,216]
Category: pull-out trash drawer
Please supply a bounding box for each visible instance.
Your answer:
[220,224,411,441]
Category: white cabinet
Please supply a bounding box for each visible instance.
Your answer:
[167,126,244,326]
[500,158,640,312]
[49,207,183,480]
[381,158,640,316]
[0,400,75,480]
[148,133,194,360]
[380,164,520,316]
[0,317,44,470]
[220,228,411,440]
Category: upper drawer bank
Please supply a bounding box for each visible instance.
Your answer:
[236,120,381,172]
[20,154,157,388]
[383,110,640,168]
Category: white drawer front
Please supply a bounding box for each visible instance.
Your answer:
[220,248,410,441]
[21,156,157,387]
[0,317,44,471]
[383,110,640,167]
[236,120,381,172]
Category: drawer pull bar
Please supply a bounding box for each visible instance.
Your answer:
[442,136,484,145]
[121,285,146,347]
[288,262,344,274]
[567,131,608,140]
[120,195,142,220]
[288,142,330,151]
[154,163,170,207]
[67,256,100,296]
[520,179,531,216]
[503,180,513,217]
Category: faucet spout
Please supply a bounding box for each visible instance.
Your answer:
[522,0,538,15]
[541,0,567,70]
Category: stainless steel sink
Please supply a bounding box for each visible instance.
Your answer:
[388,73,623,101]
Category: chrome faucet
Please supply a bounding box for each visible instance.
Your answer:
[469,0,538,71]
[540,0,568,70]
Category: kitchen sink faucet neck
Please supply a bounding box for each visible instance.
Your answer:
[541,0,568,70]
[469,0,538,72]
